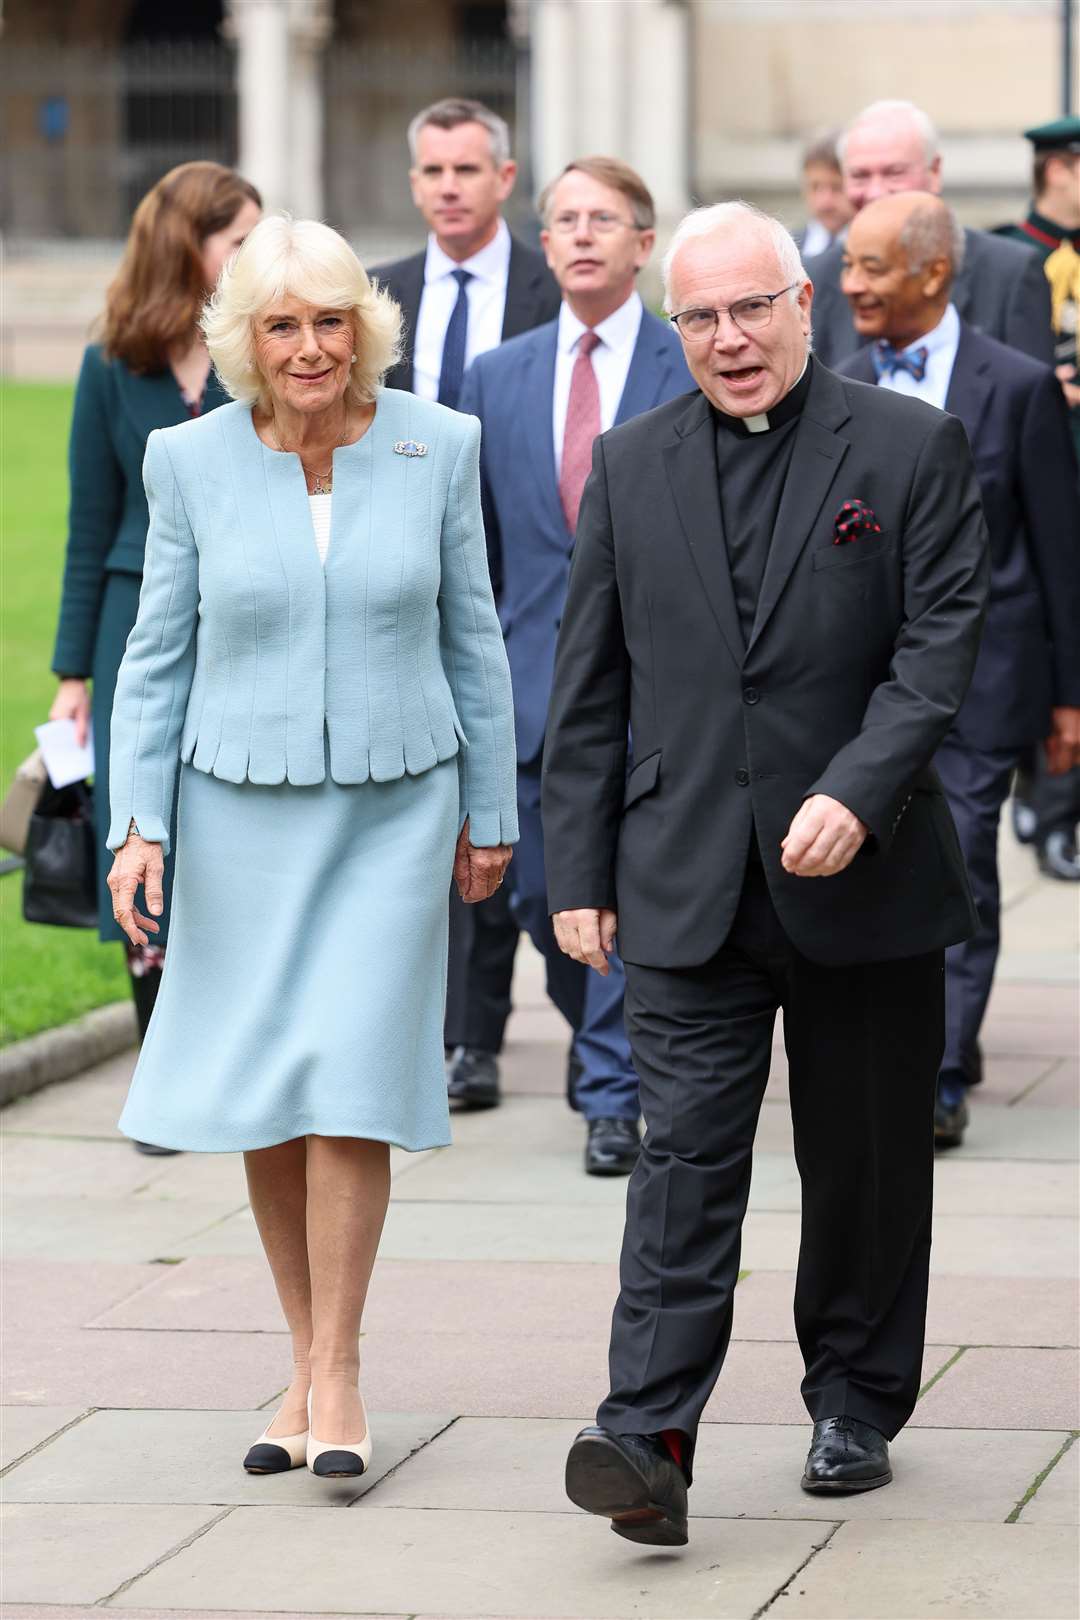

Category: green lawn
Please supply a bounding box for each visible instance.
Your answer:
[1,380,128,1044]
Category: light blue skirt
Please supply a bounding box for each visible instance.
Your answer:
[118,758,459,1153]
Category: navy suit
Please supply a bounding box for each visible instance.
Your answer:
[839,323,1080,1091]
[459,308,692,1120]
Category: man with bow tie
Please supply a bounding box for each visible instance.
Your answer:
[837,192,1080,1149]
[543,201,989,1544]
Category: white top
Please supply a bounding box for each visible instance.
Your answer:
[874,302,960,412]
[412,218,513,402]
[799,218,834,260]
[308,493,332,565]
[552,290,644,472]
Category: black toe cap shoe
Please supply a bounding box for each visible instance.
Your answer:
[446,1046,501,1109]
[565,1427,688,1546]
[585,1117,640,1176]
[801,1416,892,1494]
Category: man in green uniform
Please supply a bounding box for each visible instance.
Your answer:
[995,117,1080,883]
[995,117,1080,457]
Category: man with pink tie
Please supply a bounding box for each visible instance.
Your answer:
[459,157,691,1175]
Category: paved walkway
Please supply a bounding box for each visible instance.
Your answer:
[2,828,1077,1619]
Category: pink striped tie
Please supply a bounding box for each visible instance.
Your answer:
[559,330,601,532]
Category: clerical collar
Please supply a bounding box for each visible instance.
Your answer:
[713,357,813,438]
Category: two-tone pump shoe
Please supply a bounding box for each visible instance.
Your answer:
[242,1423,308,1474]
[305,1390,373,1478]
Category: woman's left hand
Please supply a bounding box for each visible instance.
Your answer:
[453,818,513,903]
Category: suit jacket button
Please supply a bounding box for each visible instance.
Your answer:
[743,687,760,705]
[735,768,750,787]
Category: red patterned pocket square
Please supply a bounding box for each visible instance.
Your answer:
[833,499,883,545]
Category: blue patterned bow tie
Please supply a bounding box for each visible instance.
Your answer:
[873,341,929,382]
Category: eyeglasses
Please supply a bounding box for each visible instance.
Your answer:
[668,285,800,341]
[548,210,641,235]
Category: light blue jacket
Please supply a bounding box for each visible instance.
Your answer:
[107,390,519,852]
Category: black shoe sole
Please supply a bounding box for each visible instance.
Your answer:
[133,1141,182,1156]
[934,1129,965,1150]
[447,1092,501,1110]
[585,1159,638,1177]
[565,1433,688,1546]
[801,1468,892,1495]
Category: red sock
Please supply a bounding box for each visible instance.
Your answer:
[660,1429,685,1469]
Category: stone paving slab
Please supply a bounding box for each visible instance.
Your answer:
[1020,1058,1080,1108]
[978,1015,1078,1059]
[1,1610,405,1620]
[1,1502,222,1605]
[778,1520,1079,1618]
[2,1195,248,1264]
[922,1214,1078,1278]
[929,1159,1077,1217]
[109,1503,827,1618]
[0,1404,88,1469]
[911,1347,1080,1431]
[937,1103,1079,1161]
[2,1259,155,1329]
[1,1328,288,1410]
[371,1416,1067,1525]
[2,1407,455,1506]
[732,1271,1080,1348]
[1018,1438,1079,1526]
[1,1056,133,1139]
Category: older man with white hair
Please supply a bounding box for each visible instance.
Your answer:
[806,98,1052,367]
[543,201,989,1544]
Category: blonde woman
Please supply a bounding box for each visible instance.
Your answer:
[106,216,517,1477]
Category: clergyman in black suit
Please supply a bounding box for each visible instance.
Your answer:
[544,202,989,1545]
[374,98,562,1110]
[836,192,1080,1148]
[804,99,1053,370]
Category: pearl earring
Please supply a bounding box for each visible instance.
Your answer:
[351,353,357,362]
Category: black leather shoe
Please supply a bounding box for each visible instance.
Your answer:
[1037,830,1080,882]
[585,1117,640,1176]
[566,1047,583,1112]
[801,1417,892,1494]
[934,1091,969,1149]
[565,1426,688,1546]
[446,1046,500,1109]
[133,1141,181,1156]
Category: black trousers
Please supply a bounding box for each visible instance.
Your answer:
[598,860,943,1479]
[935,736,1022,1086]
[444,883,519,1054]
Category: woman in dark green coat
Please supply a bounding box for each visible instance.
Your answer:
[50,161,260,1151]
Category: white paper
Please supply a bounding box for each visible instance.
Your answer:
[34,719,95,789]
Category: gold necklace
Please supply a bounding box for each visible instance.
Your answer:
[271,411,350,494]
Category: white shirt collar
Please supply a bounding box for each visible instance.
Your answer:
[424,216,512,286]
[557,289,644,357]
[742,354,810,434]
[894,301,960,360]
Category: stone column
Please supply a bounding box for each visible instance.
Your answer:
[529,0,690,225]
[224,0,331,215]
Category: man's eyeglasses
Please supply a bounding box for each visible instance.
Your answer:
[669,285,800,340]
[548,210,641,235]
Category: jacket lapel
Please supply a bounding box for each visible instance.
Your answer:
[614,313,677,425]
[502,238,546,340]
[662,392,745,669]
[117,367,192,437]
[944,321,994,447]
[519,324,565,534]
[748,364,851,652]
[952,230,976,322]
[390,253,425,383]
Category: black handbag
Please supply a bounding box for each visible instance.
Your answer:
[21,778,98,929]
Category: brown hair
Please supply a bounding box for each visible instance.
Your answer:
[1034,148,1079,201]
[801,131,842,173]
[538,157,656,231]
[102,161,261,373]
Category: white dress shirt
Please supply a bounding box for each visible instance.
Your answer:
[412,218,513,402]
[874,302,960,412]
[553,290,644,471]
[799,218,834,260]
[308,494,332,565]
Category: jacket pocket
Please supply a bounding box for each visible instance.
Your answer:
[813,534,894,571]
[623,750,660,809]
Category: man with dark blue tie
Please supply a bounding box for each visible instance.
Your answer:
[376,98,561,1112]
[459,157,692,1175]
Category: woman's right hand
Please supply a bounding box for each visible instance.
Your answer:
[107,835,165,947]
[50,678,92,748]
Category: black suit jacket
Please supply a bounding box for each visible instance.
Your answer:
[838,323,1080,751]
[374,233,562,393]
[541,362,988,969]
[806,229,1054,369]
